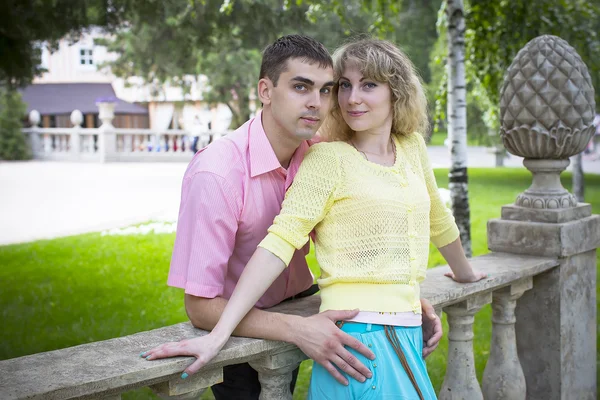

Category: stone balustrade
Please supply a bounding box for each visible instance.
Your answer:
[23,106,230,163]
[0,253,563,400]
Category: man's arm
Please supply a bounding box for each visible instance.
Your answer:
[185,295,294,339]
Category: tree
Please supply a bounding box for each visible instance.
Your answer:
[97,0,314,128]
[0,0,128,89]
[445,0,471,256]
[99,0,441,129]
[0,89,30,160]
[466,0,600,202]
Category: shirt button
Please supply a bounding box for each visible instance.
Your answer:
[372,385,377,390]
[373,363,377,368]
[368,344,372,348]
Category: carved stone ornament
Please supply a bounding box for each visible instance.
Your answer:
[499,35,596,209]
[500,35,596,159]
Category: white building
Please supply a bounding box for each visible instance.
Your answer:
[23,28,232,131]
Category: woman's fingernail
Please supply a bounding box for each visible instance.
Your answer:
[139,352,146,357]
[181,373,189,380]
[145,355,152,360]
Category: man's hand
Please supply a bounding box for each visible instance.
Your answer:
[289,309,375,386]
[420,298,442,358]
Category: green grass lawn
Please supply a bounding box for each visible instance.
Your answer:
[427,132,491,147]
[1,168,598,400]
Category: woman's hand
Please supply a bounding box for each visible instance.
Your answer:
[141,333,226,379]
[444,268,487,283]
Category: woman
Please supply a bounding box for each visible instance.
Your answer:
[144,38,485,399]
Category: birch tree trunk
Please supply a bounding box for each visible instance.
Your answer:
[446,0,472,257]
[571,153,584,202]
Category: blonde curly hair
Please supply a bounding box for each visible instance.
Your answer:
[321,38,429,142]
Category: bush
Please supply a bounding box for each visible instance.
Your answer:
[0,89,31,161]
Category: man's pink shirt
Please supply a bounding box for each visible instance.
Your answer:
[167,112,314,309]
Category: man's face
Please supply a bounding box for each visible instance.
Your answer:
[267,58,334,140]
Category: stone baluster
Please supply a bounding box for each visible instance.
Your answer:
[176,135,183,153]
[70,110,82,155]
[133,135,141,152]
[124,134,132,152]
[439,292,492,400]
[488,35,598,399]
[96,100,117,162]
[44,133,52,154]
[87,135,95,153]
[482,278,532,400]
[249,348,306,400]
[28,110,42,157]
[59,135,67,152]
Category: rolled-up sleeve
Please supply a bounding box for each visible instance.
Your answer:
[167,172,241,298]
[259,144,339,265]
[416,134,460,248]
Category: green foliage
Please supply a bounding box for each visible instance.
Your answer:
[2,169,599,399]
[100,0,442,128]
[98,0,313,127]
[0,0,126,88]
[465,0,600,126]
[428,0,600,143]
[0,89,30,161]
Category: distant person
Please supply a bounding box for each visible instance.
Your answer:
[190,115,202,153]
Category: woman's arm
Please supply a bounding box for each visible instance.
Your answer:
[209,248,286,340]
[438,236,487,283]
[412,134,485,283]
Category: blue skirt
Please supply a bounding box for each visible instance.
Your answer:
[308,323,437,399]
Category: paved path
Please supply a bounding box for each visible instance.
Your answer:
[1,147,599,246]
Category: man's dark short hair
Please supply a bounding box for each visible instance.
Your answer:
[259,35,332,86]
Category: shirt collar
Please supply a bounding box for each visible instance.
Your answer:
[249,110,283,177]
[249,110,310,179]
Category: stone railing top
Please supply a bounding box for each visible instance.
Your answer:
[0,252,559,400]
[22,127,101,134]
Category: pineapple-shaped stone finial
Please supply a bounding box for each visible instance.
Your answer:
[499,35,596,209]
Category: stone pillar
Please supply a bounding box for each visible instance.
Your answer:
[249,348,306,400]
[439,292,491,400]
[482,278,532,400]
[70,109,83,156]
[488,35,598,400]
[28,110,41,158]
[96,100,117,162]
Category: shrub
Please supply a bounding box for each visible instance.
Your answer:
[0,88,31,160]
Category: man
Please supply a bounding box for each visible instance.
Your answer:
[164,35,441,399]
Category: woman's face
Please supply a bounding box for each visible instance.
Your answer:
[337,65,393,136]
